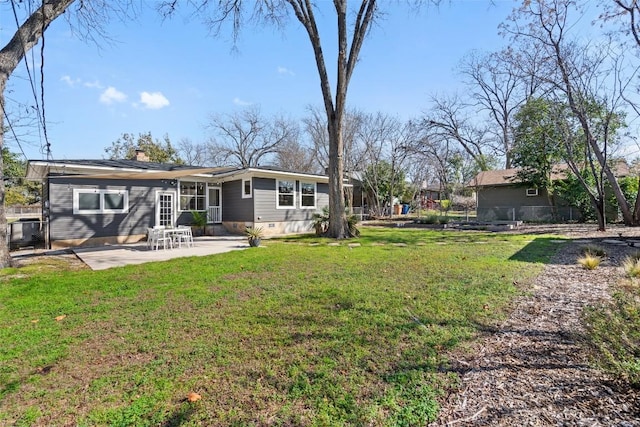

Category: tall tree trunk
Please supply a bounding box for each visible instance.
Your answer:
[326,113,348,238]
[594,196,606,232]
[0,83,10,268]
[634,177,640,224]
[549,28,635,226]
[0,0,76,268]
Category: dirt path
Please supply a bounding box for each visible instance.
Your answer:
[430,225,640,426]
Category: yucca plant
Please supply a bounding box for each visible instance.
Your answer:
[245,226,264,247]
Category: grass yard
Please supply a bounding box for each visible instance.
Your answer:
[0,228,557,426]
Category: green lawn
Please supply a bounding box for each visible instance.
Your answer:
[0,228,557,426]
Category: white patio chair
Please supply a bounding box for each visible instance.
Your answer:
[175,226,194,248]
[148,227,173,250]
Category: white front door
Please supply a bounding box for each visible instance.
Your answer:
[207,187,222,223]
[156,191,176,227]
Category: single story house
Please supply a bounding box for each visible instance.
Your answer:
[469,161,631,222]
[26,156,330,249]
[470,166,577,222]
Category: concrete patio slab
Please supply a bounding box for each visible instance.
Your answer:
[72,236,249,270]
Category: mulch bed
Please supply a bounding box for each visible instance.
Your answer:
[430,224,640,426]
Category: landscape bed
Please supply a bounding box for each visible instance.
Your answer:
[0,228,556,426]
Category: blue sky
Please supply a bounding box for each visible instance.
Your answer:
[3,1,519,161]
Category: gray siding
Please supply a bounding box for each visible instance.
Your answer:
[477,185,578,221]
[316,183,329,211]
[478,185,548,208]
[48,177,172,241]
[222,179,254,222]
[253,177,327,222]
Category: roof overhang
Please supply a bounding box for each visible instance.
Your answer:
[52,167,235,181]
[211,168,329,183]
[25,161,227,181]
[26,161,330,183]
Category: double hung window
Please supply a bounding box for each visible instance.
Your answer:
[179,181,206,211]
[277,180,295,208]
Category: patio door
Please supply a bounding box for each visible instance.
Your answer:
[156,191,176,227]
[207,187,222,223]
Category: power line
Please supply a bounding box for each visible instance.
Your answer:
[38,2,51,160]
[9,0,52,160]
[2,107,29,161]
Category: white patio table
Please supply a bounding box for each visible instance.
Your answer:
[162,226,193,249]
[148,227,193,250]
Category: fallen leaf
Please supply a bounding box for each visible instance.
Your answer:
[55,315,66,321]
[31,319,39,324]
[187,392,201,402]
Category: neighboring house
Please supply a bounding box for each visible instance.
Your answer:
[26,157,330,249]
[470,166,577,222]
[470,162,632,222]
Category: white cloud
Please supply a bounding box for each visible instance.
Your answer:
[233,97,252,106]
[99,86,127,105]
[139,91,170,109]
[84,80,103,89]
[60,75,80,87]
[277,66,295,76]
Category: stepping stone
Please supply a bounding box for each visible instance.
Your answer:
[309,243,320,246]
[393,243,408,247]
[328,242,341,246]
[550,240,567,243]
[602,239,627,245]
[348,243,361,248]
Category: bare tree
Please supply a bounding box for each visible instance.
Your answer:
[160,0,404,238]
[303,105,366,175]
[303,105,331,172]
[0,1,82,267]
[356,112,416,216]
[273,134,321,174]
[177,138,210,166]
[206,106,297,168]
[503,0,633,230]
[422,94,496,172]
[458,49,531,168]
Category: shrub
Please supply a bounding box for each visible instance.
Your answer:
[581,244,606,257]
[578,253,602,270]
[311,206,360,237]
[623,256,640,278]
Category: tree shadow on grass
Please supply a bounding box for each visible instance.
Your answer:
[508,237,567,264]
[161,404,196,427]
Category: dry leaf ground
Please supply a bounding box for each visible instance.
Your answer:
[431,224,640,426]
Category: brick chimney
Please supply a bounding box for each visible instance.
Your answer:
[134,148,149,162]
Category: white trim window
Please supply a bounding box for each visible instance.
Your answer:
[277,179,295,208]
[526,188,539,197]
[242,178,252,199]
[73,189,129,214]
[179,180,206,211]
[300,182,316,208]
